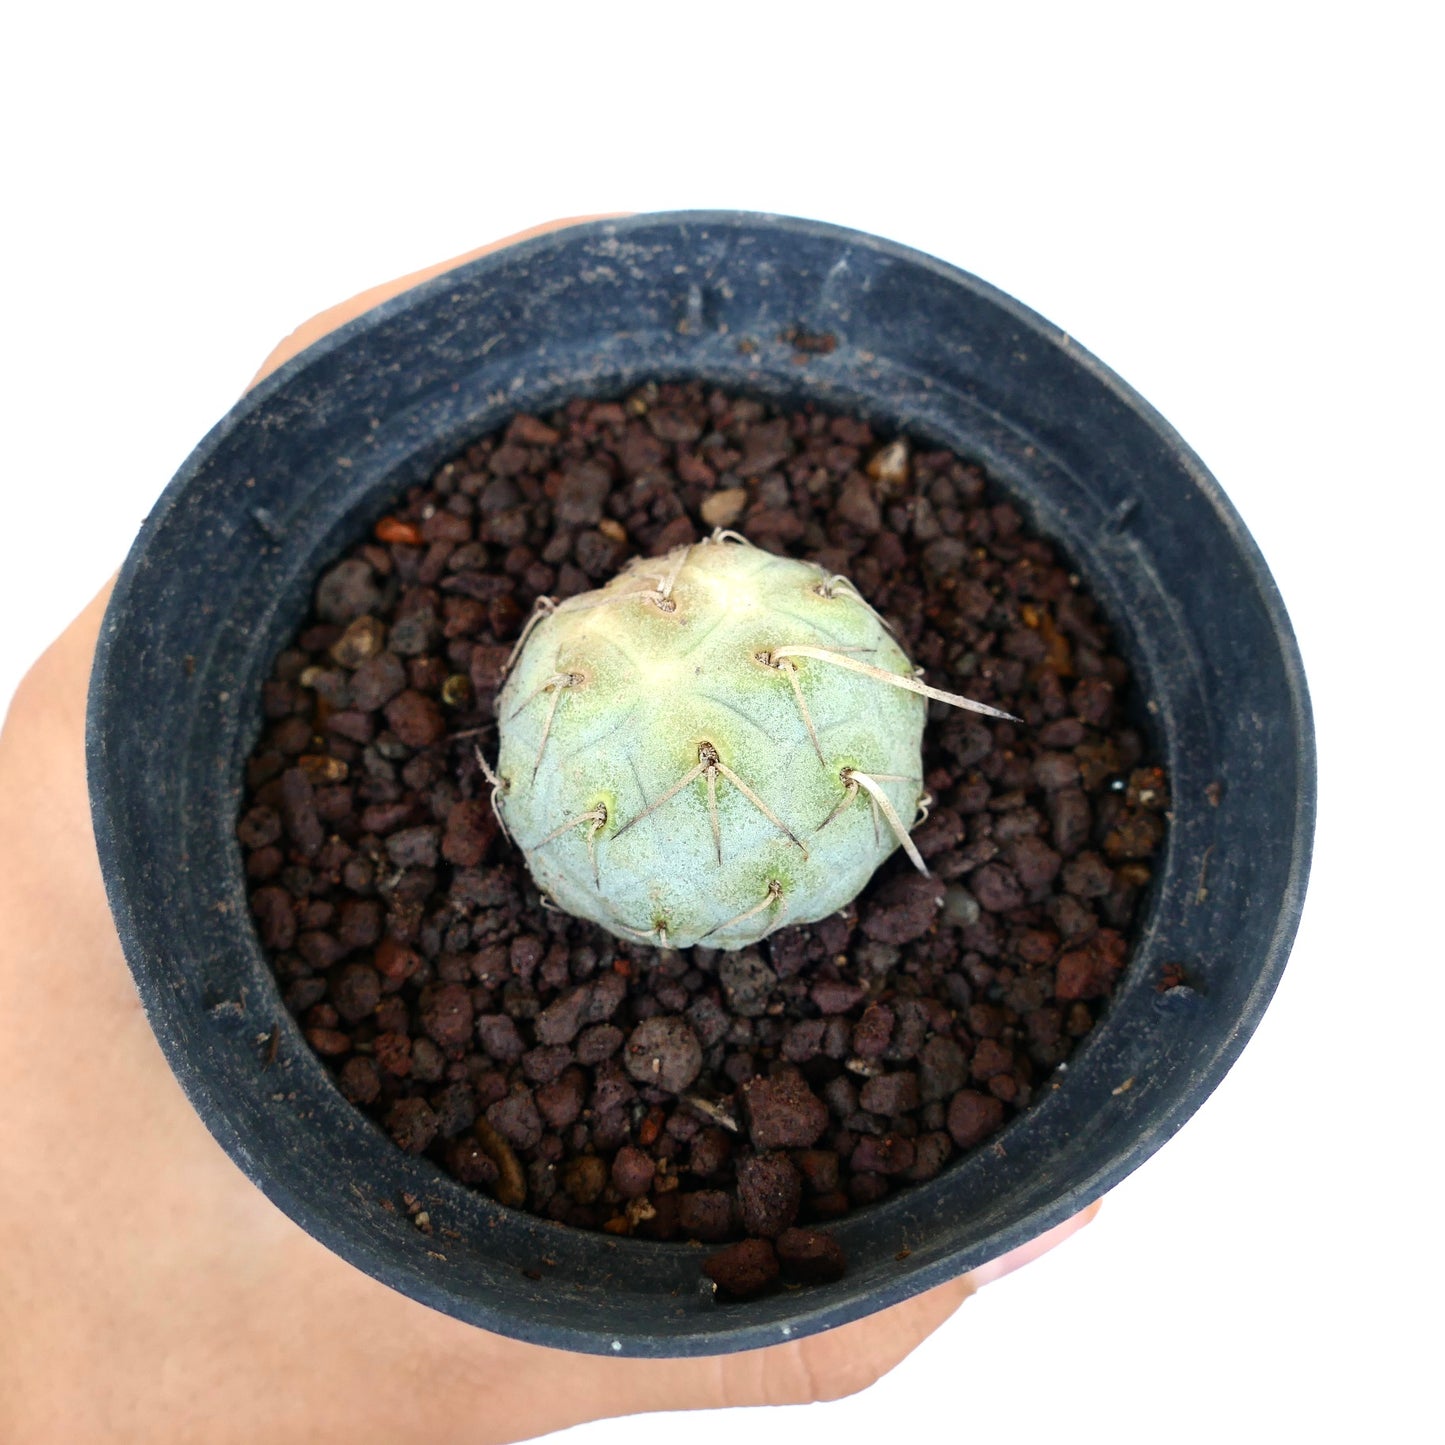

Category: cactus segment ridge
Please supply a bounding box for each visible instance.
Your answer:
[488,530,1004,949]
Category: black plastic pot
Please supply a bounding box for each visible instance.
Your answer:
[87,212,1315,1357]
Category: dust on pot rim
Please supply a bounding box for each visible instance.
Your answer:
[86,211,1315,1357]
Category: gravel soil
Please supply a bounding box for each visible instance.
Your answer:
[239,381,1169,1297]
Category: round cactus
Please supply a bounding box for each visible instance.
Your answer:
[486,532,1009,949]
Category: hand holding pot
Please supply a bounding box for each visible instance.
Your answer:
[0,223,1096,1443]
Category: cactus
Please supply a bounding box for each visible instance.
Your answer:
[485,532,1011,949]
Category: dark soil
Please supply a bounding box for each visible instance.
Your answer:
[239,381,1168,1298]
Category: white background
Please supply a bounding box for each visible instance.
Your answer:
[3,4,1438,1441]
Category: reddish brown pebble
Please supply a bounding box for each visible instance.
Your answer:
[918,1036,969,1102]
[677,1190,734,1242]
[446,1138,500,1186]
[384,690,446,748]
[1032,752,1080,792]
[561,1153,608,1205]
[741,1072,829,1150]
[810,978,867,1014]
[374,997,408,1034]
[304,1027,351,1057]
[498,939,539,988]
[535,985,592,1045]
[508,414,560,445]
[852,1002,894,1059]
[336,898,382,950]
[250,886,296,950]
[794,1149,841,1194]
[279,767,324,857]
[736,1152,803,1237]
[384,825,439,867]
[808,1189,851,1220]
[476,1014,531,1068]
[688,1127,733,1178]
[903,1131,954,1181]
[776,1227,847,1284]
[611,1146,656,1199]
[337,1055,380,1105]
[373,1033,413,1077]
[971,862,1025,913]
[419,981,474,1048]
[245,846,283,882]
[487,1090,544,1150]
[237,805,282,848]
[469,644,510,693]
[1071,676,1115,725]
[637,1106,665,1147]
[331,962,381,1022]
[535,1068,587,1129]
[850,1133,916,1176]
[971,1038,1014,1080]
[848,1172,890,1206]
[374,935,421,983]
[375,516,424,545]
[859,1072,922,1117]
[442,798,496,867]
[316,559,382,623]
[1055,929,1127,1001]
[947,1089,1006,1150]
[1062,851,1114,898]
[1103,810,1166,862]
[575,1023,623,1064]
[555,459,612,526]
[1007,835,1063,891]
[386,1098,438,1154]
[702,1238,780,1299]
[623,1016,702,1093]
[860,874,945,944]
[350,651,406,710]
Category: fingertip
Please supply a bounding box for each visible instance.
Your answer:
[967,1200,1102,1289]
[246,214,629,390]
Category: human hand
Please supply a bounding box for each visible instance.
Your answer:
[0,219,1098,1445]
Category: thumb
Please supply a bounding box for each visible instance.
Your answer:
[247,214,626,389]
[605,1202,1102,1415]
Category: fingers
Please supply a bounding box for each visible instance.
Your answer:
[568,1274,973,1423]
[752,1204,1100,1406]
[747,1273,979,1407]
[600,1202,1102,1417]
[8,218,624,727]
[966,1198,1103,1288]
[247,214,625,389]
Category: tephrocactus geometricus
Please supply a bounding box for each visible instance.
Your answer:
[482,530,1012,949]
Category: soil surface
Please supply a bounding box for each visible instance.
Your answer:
[239,382,1169,1297]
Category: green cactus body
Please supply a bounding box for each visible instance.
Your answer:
[493,535,977,949]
